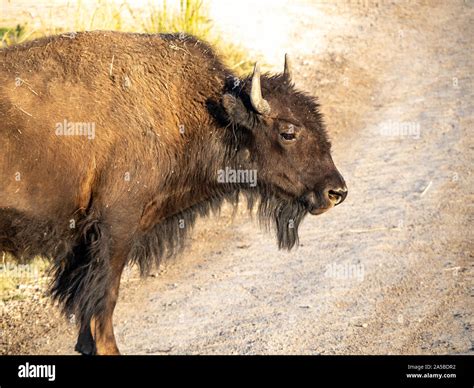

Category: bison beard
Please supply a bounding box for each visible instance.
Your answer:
[270,199,308,250]
[256,190,309,250]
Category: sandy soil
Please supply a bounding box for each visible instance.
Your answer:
[1,1,473,355]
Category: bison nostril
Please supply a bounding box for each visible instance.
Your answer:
[327,188,347,206]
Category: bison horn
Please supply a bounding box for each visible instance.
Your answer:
[284,53,292,81]
[250,62,271,115]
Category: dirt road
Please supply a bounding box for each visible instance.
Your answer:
[1,1,473,354]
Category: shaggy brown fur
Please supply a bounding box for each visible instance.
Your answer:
[0,31,346,354]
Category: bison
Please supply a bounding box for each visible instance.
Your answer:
[0,31,347,354]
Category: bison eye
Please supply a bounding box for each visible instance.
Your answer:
[280,132,296,142]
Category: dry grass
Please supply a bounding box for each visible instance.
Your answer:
[0,0,254,74]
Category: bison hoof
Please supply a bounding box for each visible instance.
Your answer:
[75,329,96,355]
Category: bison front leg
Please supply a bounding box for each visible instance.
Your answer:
[90,256,125,355]
[74,253,126,355]
[51,218,129,355]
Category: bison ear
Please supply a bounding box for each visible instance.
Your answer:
[222,93,252,127]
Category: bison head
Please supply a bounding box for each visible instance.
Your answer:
[221,55,347,249]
